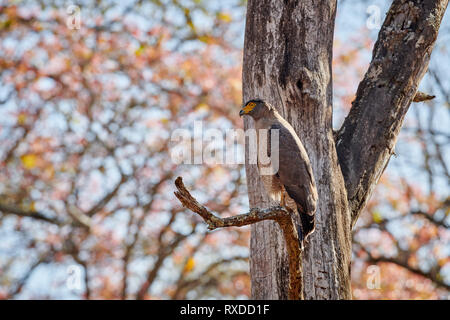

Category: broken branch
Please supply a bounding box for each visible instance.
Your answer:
[413,91,435,103]
[174,176,303,299]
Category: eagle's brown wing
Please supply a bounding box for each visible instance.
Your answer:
[269,123,318,241]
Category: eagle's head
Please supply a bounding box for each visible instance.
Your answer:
[239,99,272,120]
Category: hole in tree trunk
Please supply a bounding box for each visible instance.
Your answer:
[296,79,303,91]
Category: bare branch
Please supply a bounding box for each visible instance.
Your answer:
[356,241,450,291]
[174,177,285,229]
[411,210,449,228]
[122,174,173,299]
[6,250,53,298]
[173,176,303,300]
[336,0,449,226]
[136,230,192,300]
[429,68,450,104]
[369,256,449,291]
[85,172,128,217]
[0,203,63,226]
[412,91,435,102]
[171,256,248,299]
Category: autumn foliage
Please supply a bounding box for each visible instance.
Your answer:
[0,1,448,299]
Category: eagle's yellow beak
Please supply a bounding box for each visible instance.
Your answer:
[239,102,256,116]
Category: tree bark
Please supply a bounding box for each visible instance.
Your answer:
[242,0,448,299]
[174,177,303,299]
[243,0,351,299]
[336,0,449,226]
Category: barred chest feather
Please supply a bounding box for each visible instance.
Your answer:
[259,173,283,203]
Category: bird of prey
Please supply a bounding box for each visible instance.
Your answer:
[239,99,318,247]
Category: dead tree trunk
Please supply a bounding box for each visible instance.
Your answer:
[242,0,448,300]
[174,0,448,300]
[243,0,351,300]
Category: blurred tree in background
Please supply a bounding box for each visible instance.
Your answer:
[0,0,448,299]
[0,0,249,299]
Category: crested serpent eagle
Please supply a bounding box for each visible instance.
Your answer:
[240,99,318,247]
